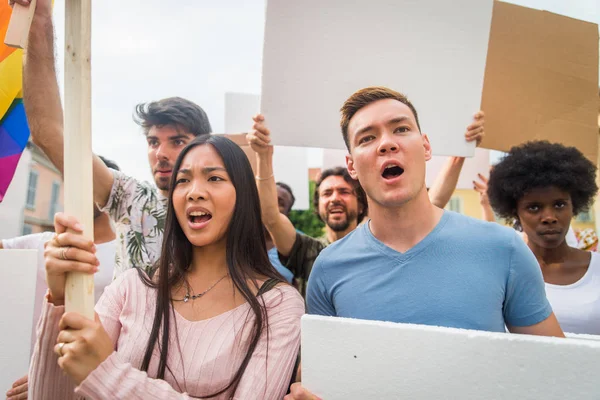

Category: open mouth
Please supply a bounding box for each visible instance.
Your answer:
[381,165,404,179]
[188,210,212,225]
[328,207,346,215]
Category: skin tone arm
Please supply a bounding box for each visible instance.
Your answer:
[473,173,496,222]
[428,112,485,208]
[20,0,114,208]
[508,313,565,337]
[247,114,297,256]
[428,157,465,208]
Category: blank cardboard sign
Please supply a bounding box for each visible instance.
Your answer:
[322,149,348,171]
[225,92,261,135]
[426,149,491,189]
[566,332,600,342]
[261,0,494,156]
[302,315,600,400]
[480,1,599,162]
[224,92,310,209]
[0,250,37,391]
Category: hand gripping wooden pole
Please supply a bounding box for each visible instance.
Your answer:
[4,0,37,49]
[64,0,94,319]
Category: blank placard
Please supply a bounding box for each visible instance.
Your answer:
[224,92,310,209]
[261,0,494,156]
[0,250,37,390]
[426,148,491,190]
[302,315,600,399]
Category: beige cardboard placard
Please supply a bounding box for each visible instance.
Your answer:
[480,1,600,162]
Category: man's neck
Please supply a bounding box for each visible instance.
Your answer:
[93,213,116,245]
[325,222,357,244]
[368,188,444,253]
[159,189,169,199]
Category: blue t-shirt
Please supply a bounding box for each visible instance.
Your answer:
[268,247,294,283]
[307,211,552,332]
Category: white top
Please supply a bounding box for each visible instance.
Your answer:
[2,232,116,350]
[565,226,578,247]
[545,252,600,335]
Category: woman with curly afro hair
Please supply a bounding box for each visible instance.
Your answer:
[487,140,600,334]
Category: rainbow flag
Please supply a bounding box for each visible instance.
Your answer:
[0,3,29,203]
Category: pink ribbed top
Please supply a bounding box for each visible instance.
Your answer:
[29,269,304,399]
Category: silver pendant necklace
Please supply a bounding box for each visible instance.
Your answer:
[174,273,229,303]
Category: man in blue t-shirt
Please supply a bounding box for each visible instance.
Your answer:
[287,86,563,400]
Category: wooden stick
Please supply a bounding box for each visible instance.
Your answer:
[4,0,37,49]
[64,0,94,319]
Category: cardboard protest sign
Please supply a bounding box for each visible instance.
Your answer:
[480,1,599,162]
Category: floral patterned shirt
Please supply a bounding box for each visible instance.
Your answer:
[101,170,167,277]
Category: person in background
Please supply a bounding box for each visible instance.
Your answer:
[277,182,296,217]
[16,0,212,276]
[268,181,299,282]
[4,156,120,400]
[474,172,597,250]
[487,140,600,335]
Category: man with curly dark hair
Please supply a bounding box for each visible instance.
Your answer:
[487,141,600,335]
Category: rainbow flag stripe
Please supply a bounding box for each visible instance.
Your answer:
[0,3,30,202]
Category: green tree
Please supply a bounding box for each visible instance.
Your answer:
[288,180,325,238]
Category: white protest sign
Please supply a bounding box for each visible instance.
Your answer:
[566,332,600,342]
[426,148,491,190]
[261,0,494,156]
[322,149,348,172]
[302,315,600,399]
[224,92,310,209]
[0,250,37,391]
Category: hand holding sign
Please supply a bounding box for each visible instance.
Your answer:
[44,212,98,306]
[247,114,274,158]
[54,312,113,385]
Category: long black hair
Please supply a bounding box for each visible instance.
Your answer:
[138,134,285,397]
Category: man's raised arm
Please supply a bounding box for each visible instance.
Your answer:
[21,0,114,207]
[247,114,297,256]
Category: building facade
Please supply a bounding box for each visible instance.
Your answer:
[21,142,64,235]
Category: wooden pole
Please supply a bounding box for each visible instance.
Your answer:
[64,0,94,319]
[4,0,37,49]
